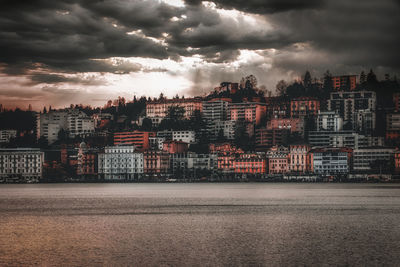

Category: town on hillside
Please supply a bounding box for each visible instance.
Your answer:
[1,70,400,183]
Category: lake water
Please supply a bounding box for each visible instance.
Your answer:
[0,183,399,266]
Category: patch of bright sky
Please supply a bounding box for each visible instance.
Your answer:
[161,0,185,7]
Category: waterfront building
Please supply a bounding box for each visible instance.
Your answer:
[171,152,217,174]
[233,153,267,174]
[353,147,396,172]
[266,146,289,174]
[0,148,44,183]
[143,150,169,174]
[309,147,352,175]
[289,145,311,173]
[77,142,98,178]
[98,146,143,180]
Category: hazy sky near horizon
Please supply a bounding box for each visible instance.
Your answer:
[0,0,399,109]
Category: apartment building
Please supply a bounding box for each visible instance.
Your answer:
[228,102,266,125]
[328,91,376,128]
[309,147,352,175]
[317,111,343,131]
[332,75,357,91]
[98,146,143,180]
[0,148,44,183]
[146,98,203,119]
[113,131,155,150]
[0,129,17,143]
[290,97,320,117]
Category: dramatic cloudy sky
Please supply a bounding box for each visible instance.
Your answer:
[0,0,399,109]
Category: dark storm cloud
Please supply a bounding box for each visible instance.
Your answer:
[0,0,170,75]
[0,0,399,101]
[184,0,324,14]
[29,73,107,86]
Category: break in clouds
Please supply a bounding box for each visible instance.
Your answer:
[0,0,399,108]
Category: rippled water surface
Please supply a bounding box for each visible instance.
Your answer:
[0,183,399,266]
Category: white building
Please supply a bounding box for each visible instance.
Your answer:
[354,109,375,133]
[149,136,165,150]
[386,113,400,131]
[308,130,384,149]
[0,130,17,143]
[353,147,396,172]
[172,131,196,144]
[311,148,351,175]
[98,146,143,180]
[203,100,229,121]
[328,91,376,128]
[171,152,217,173]
[0,148,44,183]
[317,111,343,131]
[67,109,95,138]
[37,109,95,143]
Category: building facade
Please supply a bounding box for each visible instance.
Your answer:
[146,98,203,119]
[316,111,343,131]
[114,131,156,150]
[0,148,44,183]
[332,75,357,91]
[228,102,266,125]
[289,145,311,173]
[290,97,320,117]
[310,148,352,175]
[98,146,143,180]
[0,130,17,143]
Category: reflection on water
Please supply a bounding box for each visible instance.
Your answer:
[0,183,399,266]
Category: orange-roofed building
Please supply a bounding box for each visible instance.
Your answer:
[162,140,189,154]
[233,153,267,174]
[290,97,320,117]
[114,131,155,150]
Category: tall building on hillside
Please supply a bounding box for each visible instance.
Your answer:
[228,102,266,125]
[146,98,203,119]
[332,75,357,91]
[37,109,95,144]
[290,97,320,117]
[317,111,343,131]
[114,131,155,150]
[0,130,17,143]
[328,91,376,130]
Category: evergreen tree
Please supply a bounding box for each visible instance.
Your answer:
[303,71,312,88]
[367,69,377,84]
[360,71,366,84]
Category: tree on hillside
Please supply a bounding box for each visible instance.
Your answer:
[276,80,288,96]
[303,71,312,88]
